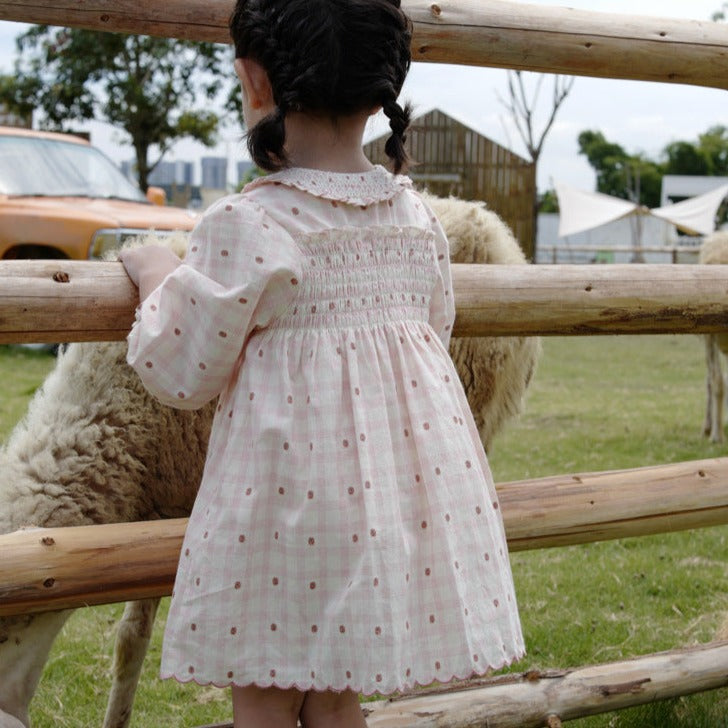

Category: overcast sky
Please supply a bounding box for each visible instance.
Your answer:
[0,0,726,192]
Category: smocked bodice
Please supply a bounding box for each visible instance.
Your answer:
[271,226,439,331]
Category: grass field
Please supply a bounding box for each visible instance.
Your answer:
[2,336,727,727]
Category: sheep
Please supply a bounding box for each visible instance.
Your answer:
[427,195,540,449]
[0,196,539,728]
[0,339,215,728]
[699,231,728,443]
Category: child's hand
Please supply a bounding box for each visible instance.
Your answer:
[120,245,182,301]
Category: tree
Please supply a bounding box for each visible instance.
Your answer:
[696,125,728,176]
[0,26,231,190]
[663,140,711,176]
[499,71,575,260]
[577,130,664,262]
[576,130,663,208]
[538,188,559,213]
[576,130,630,196]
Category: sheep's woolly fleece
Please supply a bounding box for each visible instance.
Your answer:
[426,194,540,449]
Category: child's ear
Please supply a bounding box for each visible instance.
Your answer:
[234,57,273,111]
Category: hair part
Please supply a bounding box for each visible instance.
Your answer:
[230,0,413,173]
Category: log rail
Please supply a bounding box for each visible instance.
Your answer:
[1,457,727,617]
[3,454,727,725]
[366,642,728,727]
[0,0,726,88]
[2,260,728,341]
[195,642,728,728]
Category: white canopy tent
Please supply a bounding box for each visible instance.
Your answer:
[650,183,728,235]
[556,182,728,239]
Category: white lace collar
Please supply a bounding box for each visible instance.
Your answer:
[244,164,412,206]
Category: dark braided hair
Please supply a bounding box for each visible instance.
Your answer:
[229,0,413,173]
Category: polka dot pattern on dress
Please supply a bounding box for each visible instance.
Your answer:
[143,172,523,694]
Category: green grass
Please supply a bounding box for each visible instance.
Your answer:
[3,337,727,727]
[489,336,728,728]
[0,345,57,441]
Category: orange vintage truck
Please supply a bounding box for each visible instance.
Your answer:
[0,125,196,260]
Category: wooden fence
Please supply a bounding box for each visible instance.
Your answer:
[539,245,702,265]
[1,262,728,727]
[1,0,726,88]
[1,1,728,727]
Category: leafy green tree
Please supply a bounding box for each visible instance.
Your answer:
[0,26,232,190]
[577,130,663,208]
[663,140,711,176]
[696,125,728,176]
[577,130,630,195]
[538,188,559,213]
[661,126,728,178]
[0,72,40,123]
[236,165,266,192]
[626,155,663,210]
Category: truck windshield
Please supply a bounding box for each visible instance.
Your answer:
[0,135,147,202]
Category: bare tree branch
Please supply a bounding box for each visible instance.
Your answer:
[497,70,576,261]
[500,71,575,164]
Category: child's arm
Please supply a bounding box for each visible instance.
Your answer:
[125,197,302,411]
[120,245,182,302]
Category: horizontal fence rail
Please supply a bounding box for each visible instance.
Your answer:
[1,457,726,616]
[364,642,728,727]
[539,245,701,264]
[195,642,728,728]
[2,261,728,342]
[0,0,727,88]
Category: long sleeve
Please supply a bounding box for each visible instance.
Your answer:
[127,195,302,409]
[421,198,456,349]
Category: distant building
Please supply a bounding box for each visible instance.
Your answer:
[536,213,681,265]
[120,158,201,209]
[149,160,194,187]
[363,108,535,258]
[201,156,228,190]
[537,176,728,264]
[661,175,728,206]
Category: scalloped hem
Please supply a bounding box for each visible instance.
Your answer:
[160,649,526,698]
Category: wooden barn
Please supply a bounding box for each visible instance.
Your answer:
[363,108,536,259]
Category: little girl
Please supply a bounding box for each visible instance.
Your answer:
[121,0,524,725]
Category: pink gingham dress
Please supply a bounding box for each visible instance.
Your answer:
[127,165,524,695]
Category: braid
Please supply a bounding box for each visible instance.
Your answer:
[230,0,414,172]
[383,99,412,174]
[247,106,288,171]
